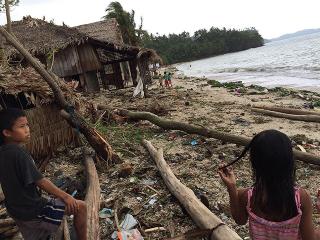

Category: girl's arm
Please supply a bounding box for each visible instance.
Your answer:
[218,167,248,225]
[299,188,318,240]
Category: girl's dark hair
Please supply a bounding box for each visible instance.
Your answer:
[0,108,26,145]
[222,129,297,219]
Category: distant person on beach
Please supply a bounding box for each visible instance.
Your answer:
[164,71,169,88]
[0,108,87,240]
[158,73,164,88]
[218,129,320,240]
[168,72,173,88]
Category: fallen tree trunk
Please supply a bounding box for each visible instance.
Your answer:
[0,26,119,164]
[84,151,101,240]
[118,109,320,166]
[252,107,320,123]
[142,140,242,240]
[60,110,121,164]
[253,105,320,116]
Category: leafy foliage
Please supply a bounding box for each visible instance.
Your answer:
[0,0,19,11]
[142,27,264,64]
[103,2,264,64]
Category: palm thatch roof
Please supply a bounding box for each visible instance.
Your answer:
[0,66,81,106]
[2,16,139,57]
[75,18,123,45]
[137,48,163,64]
[0,66,53,105]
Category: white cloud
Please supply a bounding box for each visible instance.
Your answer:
[0,0,319,38]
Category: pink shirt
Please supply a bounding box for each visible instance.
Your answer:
[247,188,302,240]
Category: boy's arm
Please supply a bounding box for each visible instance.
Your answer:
[218,167,248,225]
[36,178,79,215]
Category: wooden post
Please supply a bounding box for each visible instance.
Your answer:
[142,140,242,240]
[84,151,100,240]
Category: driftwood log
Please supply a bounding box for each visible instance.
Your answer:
[252,107,320,123]
[0,26,119,164]
[253,105,320,116]
[142,140,242,240]
[117,109,320,166]
[84,151,101,240]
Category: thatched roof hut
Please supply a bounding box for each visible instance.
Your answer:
[0,66,77,161]
[2,16,142,92]
[3,16,138,58]
[75,18,124,45]
[2,16,162,92]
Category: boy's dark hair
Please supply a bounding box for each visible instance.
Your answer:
[222,129,297,219]
[0,108,26,145]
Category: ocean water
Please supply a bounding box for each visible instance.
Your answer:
[176,32,320,92]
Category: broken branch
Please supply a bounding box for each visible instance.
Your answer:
[118,109,320,166]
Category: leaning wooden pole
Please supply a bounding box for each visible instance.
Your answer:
[251,108,320,123]
[84,151,101,240]
[0,26,119,163]
[118,109,320,166]
[142,140,242,240]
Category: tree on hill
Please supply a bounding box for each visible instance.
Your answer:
[0,0,20,33]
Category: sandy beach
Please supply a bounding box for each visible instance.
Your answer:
[42,73,320,239]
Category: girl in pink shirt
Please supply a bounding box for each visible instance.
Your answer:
[218,129,320,240]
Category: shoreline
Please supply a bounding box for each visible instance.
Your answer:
[174,68,320,95]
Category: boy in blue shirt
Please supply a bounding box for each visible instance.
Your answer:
[0,108,87,240]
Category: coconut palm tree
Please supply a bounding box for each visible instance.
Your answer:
[103,1,140,46]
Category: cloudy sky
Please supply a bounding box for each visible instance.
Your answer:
[0,0,319,39]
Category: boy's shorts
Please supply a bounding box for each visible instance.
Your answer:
[14,198,65,240]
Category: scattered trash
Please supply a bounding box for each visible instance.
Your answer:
[140,179,156,186]
[191,139,198,146]
[71,190,78,197]
[148,197,157,205]
[144,227,166,233]
[112,214,144,240]
[99,208,113,219]
[112,229,144,240]
[297,145,307,153]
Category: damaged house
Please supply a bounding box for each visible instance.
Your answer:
[3,16,160,93]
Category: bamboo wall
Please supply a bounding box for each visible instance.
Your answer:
[25,105,77,161]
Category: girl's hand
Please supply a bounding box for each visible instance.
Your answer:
[218,166,236,190]
[317,190,320,213]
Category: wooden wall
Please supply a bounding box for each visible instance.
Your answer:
[52,44,101,77]
[77,44,102,72]
[52,46,83,77]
